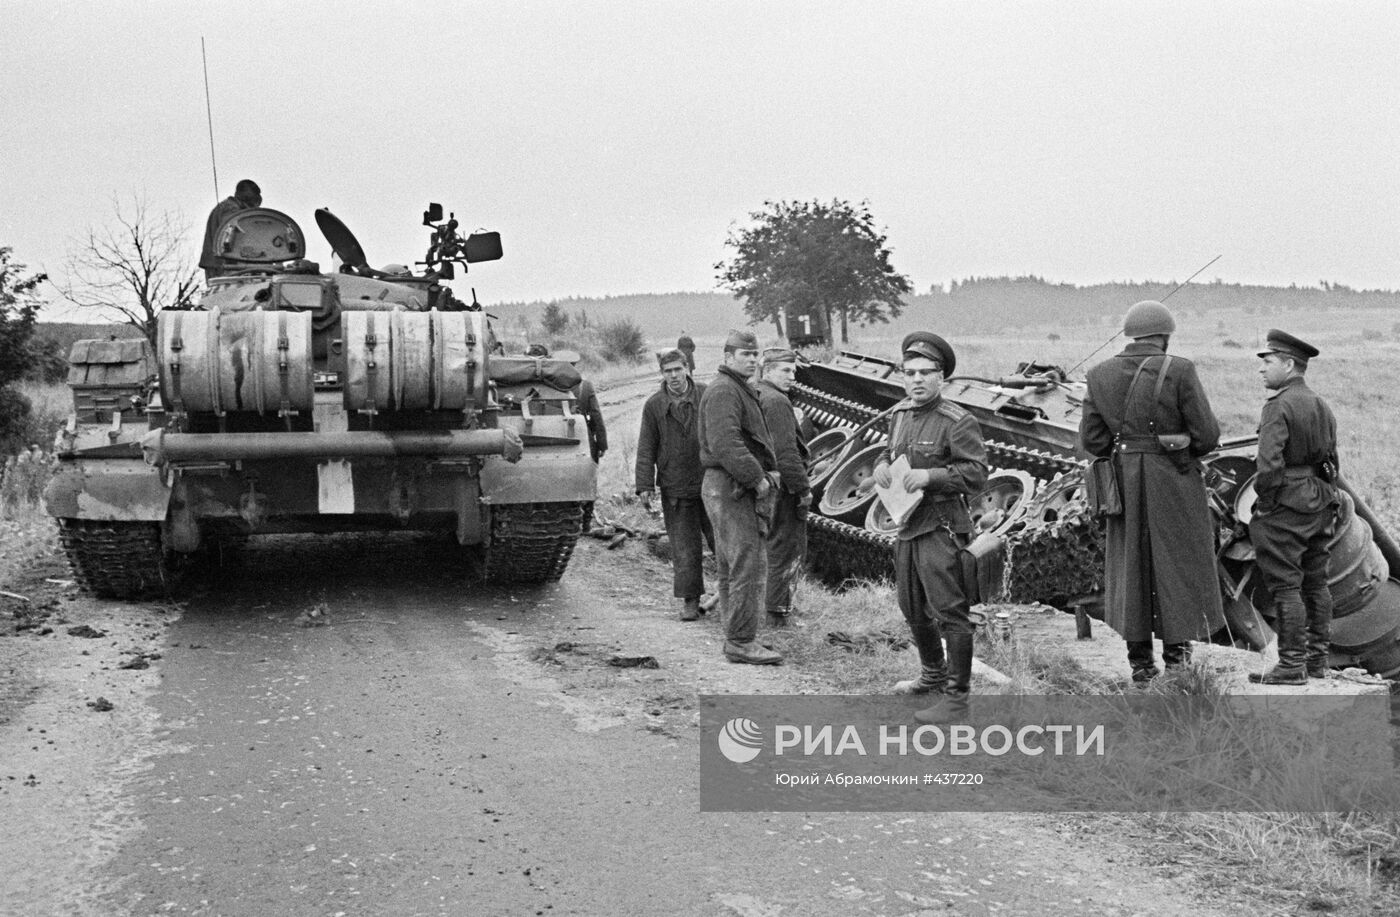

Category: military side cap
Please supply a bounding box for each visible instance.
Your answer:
[1122,300,1176,338]
[761,347,797,365]
[725,328,760,350]
[657,347,687,369]
[1258,329,1319,363]
[901,331,955,375]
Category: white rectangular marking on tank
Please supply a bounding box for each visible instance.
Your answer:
[318,459,355,514]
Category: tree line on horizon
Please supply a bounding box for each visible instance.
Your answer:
[503,275,1400,342]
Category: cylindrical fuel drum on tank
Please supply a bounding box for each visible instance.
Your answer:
[344,310,487,412]
[157,308,314,414]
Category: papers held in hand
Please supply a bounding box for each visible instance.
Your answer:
[875,455,923,528]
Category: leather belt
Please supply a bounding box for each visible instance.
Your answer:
[1283,465,1323,480]
[1116,435,1165,454]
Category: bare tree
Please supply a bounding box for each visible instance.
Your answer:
[60,194,200,347]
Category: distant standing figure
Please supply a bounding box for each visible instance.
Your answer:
[1079,300,1226,683]
[635,348,714,621]
[755,348,810,625]
[200,179,262,280]
[698,329,781,665]
[1248,330,1340,685]
[677,333,696,373]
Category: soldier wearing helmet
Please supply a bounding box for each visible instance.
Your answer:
[1079,301,1226,684]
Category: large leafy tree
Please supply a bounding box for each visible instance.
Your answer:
[716,199,912,343]
[59,194,200,348]
[0,246,48,451]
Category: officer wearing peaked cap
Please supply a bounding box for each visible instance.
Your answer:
[1080,301,1226,684]
[861,331,987,724]
[1249,329,1340,685]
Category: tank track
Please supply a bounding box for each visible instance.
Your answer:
[793,384,1084,586]
[791,383,1079,479]
[806,514,896,585]
[482,502,585,584]
[57,518,177,599]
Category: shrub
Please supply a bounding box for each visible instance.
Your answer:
[540,302,570,335]
[1362,327,1384,342]
[597,317,646,363]
[1221,339,1243,349]
[0,387,33,456]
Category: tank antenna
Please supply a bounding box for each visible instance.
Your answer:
[201,37,220,203]
[1065,254,1221,376]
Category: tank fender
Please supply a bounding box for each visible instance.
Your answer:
[43,459,172,522]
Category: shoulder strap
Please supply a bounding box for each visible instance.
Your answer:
[1120,354,1169,436]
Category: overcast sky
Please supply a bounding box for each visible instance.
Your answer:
[4,1,1398,315]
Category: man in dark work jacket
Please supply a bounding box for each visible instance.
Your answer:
[864,332,987,724]
[756,347,811,626]
[1079,300,1226,683]
[635,348,713,622]
[698,329,781,665]
[1248,329,1340,685]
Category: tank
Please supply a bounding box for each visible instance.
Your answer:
[791,348,1400,678]
[44,202,596,596]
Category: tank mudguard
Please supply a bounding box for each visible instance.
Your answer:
[43,459,172,522]
[479,449,596,505]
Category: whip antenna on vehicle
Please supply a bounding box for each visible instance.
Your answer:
[1065,254,1221,376]
[201,37,220,203]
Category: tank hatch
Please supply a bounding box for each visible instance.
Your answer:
[315,208,369,271]
[213,208,305,266]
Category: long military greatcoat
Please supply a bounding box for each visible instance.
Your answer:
[1080,341,1226,643]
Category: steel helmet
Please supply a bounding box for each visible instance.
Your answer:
[1122,300,1176,338]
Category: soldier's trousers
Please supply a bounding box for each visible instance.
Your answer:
[765,491,807,613]
[1250,506,1335,666]
[895,530,974,638]
[660,493,713,600]
[701,469,768,643]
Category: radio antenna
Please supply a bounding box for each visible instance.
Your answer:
[1065,254,1222,376]
[201,37,220,203]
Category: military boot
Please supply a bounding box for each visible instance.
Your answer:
[915,632,973,725]
[1250,602,1307,685]
[1127,641,1160,685]
[1304,596,1333,680]
[680,598,701,622]
[1163,642,1193,671]
[894,619,947,694]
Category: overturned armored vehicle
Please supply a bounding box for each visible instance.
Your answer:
[46,204,596,596]
[792,349,1400,679]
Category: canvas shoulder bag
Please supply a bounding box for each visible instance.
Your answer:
[1084,355,1163,518]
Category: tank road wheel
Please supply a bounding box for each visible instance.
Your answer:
[57,518,181,599]
[482,502,586,584]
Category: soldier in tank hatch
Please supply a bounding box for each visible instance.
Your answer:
[200,179,262,281]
